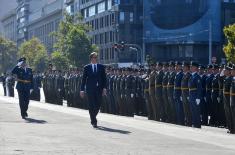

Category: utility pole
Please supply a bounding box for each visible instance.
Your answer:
[209,20,212,64]
[142,1,145,64]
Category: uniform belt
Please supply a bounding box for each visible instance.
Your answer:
[144,89,149,92]
[181,87,189,90]
[167,85,174,88]
[174,87,181,90]
[230,93,235,96]
[155,84,162,88]
[212,88,219,91]
[189,88,197,91]
[223,92,230,95]
[163,85,168,88]
[17,79,31,83]
[206,88,212,91]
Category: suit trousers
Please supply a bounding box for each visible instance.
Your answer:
[87,90,102,125]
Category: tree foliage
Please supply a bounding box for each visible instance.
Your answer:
[223,24,235,63]
[18,37,48,72]
[52,12,97,68]
[0,36,17,73]
[51,51,69,70]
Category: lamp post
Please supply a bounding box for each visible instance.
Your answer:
[129,47,139,64]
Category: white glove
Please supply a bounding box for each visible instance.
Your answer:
[204,97,206,101]
[17,61,24,66]
[131,94,134,98]
[196,99,200,105]
[58,88,61,92]
[187,97,189,100]
[180,97,183,101]
[217,97,220,102]
[30,89,33,94]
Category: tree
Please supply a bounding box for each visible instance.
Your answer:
[51,51,69,70]
[18,37,48,72]
[52,12,97,67]
[0,36,17,73]
[223,24,235,63]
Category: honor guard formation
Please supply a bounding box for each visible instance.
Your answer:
[1,61,235,134]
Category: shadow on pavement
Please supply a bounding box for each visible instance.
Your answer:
[24,118,47,124]
[97,126,131,134]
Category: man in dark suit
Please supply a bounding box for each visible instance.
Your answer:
[12,57,33,119]
[80,52,107,128]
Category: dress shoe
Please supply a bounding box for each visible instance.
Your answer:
[25,112,28,117]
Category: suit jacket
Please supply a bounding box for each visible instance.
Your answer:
[12,66,33,90]
[80,64,107,93]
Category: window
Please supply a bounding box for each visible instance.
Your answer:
[98,2,105,13]
[19,18,25,23]
[130,12,134,22]
[185,46,193,57]
[89,5,96,17]
[185,0,192,3]
[108,0,112,10]
[84,9,87,18]
[119,12,125,22]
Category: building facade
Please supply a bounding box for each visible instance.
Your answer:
[27,0,63,53]
[16,0,46,46]
[0,0,17,35]
[1,9,17,42]
[66,0,143,64]
[143,0,235,64]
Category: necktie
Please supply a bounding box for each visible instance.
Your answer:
[94,65,97,73]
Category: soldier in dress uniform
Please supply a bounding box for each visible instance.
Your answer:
[174,61,184,125]
[30,71,42,101]
[12,57,33,119]
[189,61,202,128]
[205,65,214,126]
[108,68,116,114]
[1,73,7,96]
[167,61,176,123]
[162,62,170,122]
[6,73,15,97]
[211,64,220,126]
[120,68,127,116]
[181,62,192,126]
[199,65,208,125]
[155,62,165,121]
[223,65,233,133]
[218,65,226,127]
[230,65,235,134]
[139,68,147,116]
[55,70,65,105]
[125,68,135,117]
[149,64,157,120]
[143,69,152,119]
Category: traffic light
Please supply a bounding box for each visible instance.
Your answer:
[113,43,118,51]
[120,41,125,51]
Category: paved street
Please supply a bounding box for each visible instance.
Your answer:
[1,93,235,155]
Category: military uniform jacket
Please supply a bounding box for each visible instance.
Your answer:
[12,66,33,90]
[181,72,191,95]
[188,72,202,100]
[212,74,220,96]
[174,71,184,96]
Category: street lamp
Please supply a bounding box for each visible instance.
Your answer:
[129,47,139,64]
